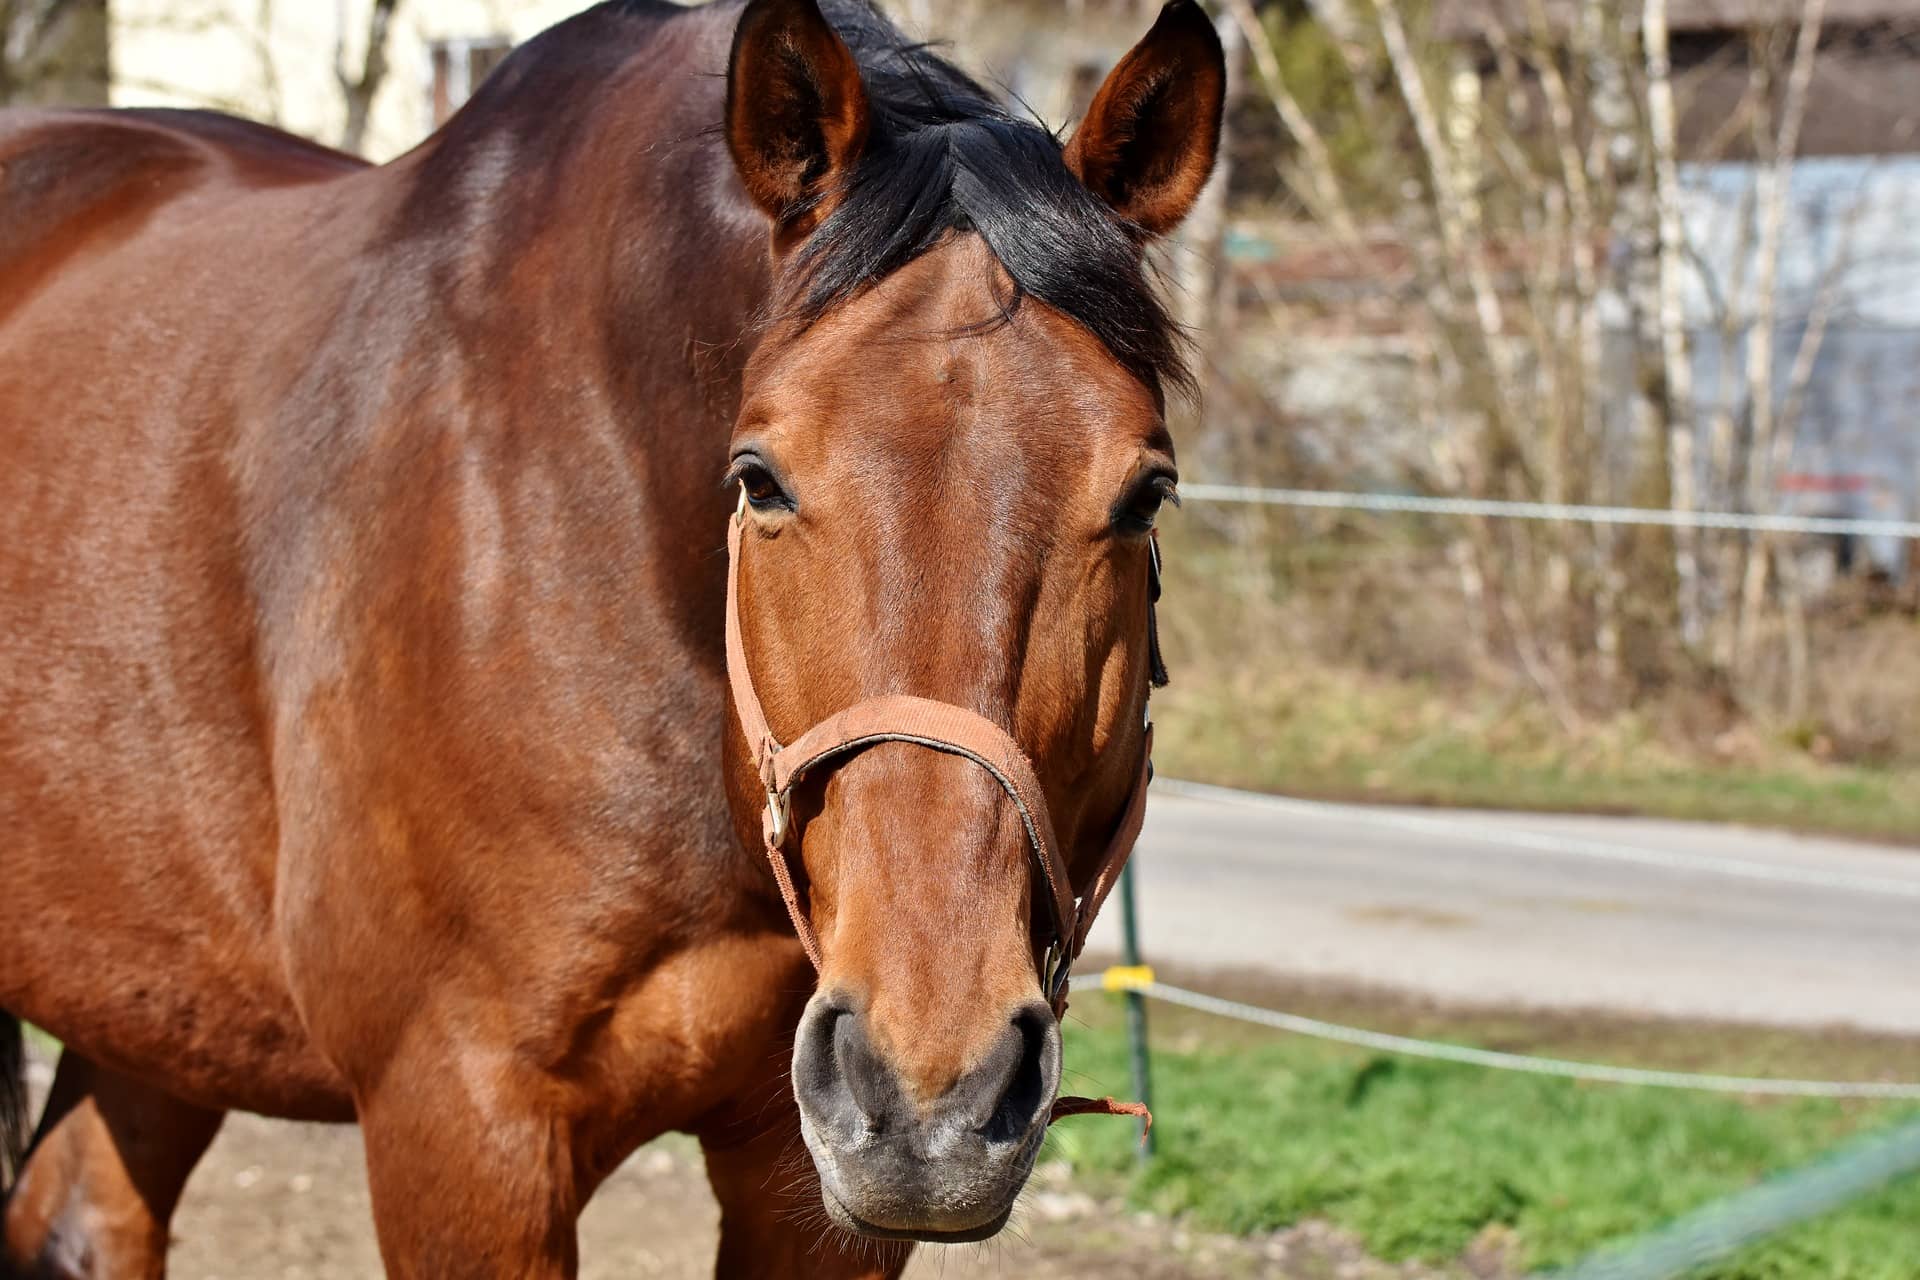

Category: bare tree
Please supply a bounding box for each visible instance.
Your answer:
[1643,0,1703,648]
[1730,0,1826,673]
[1224,0,1361,246]
[336,0,401,156]
[1213,0,1889,728]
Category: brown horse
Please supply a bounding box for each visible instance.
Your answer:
[0,0,1222,1274]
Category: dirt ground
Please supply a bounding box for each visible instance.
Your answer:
[22,1053,1471,1280]
[168,1111,1243,1280]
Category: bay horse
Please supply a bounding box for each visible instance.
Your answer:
[0,0,1223,1274]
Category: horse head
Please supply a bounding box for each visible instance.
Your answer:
[721,0,1223,1242]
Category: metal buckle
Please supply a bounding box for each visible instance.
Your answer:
[765,787,790,846]
[1042,937,1072,1007]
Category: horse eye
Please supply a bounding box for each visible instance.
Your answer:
[729,458,793,513]
[1115,474,1177,534]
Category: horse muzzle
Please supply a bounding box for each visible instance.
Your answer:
[791,991,1062,1242]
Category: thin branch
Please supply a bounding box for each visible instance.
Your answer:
[1222,0,1362,247]
[1368,0,1527,450]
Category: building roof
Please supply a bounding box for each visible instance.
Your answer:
[1435,0,1920,39]
[1435,0,1920,158]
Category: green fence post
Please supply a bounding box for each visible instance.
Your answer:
[1118,859,1154,1157]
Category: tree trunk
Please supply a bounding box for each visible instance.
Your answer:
[337,0,402,157]
[1733,0,1826,678]
[1643,0,1704,652]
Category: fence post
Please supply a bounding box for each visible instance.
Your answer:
[1118,860,1155,1157]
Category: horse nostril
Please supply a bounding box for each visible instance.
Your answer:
[795,1000,885,1141]
[833,1006,907,1125]
[974,1003,1061,1142]
[795,997,1060,1150]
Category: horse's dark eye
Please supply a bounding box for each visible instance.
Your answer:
[1115,474,1177,534]
[727,457,793,513]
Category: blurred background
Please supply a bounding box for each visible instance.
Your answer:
[6,0,1918,834]
[8,1,1920,1277]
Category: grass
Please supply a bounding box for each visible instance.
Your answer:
[1045,985,1920,1277]
[1152,664,1920,845]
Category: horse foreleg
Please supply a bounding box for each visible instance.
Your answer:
[701,1117,912,1280]
[1,1052,223,1280]
[355,1051,582,1280]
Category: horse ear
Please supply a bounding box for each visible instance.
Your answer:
[1063,0,1226,238]
[725,0,871,236]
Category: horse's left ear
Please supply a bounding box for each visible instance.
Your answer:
[1064,0,1226,238]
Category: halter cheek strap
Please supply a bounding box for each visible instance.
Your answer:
[722,496,1157,1020]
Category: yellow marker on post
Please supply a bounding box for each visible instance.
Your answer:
[1102,964,1155,993]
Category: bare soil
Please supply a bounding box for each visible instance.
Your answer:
[20,1051,1466,1279]
[164,1111,1298,1279]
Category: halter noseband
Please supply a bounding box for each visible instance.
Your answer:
[723,490,1159,1017]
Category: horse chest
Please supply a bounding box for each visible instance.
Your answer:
[522,927,815,1148]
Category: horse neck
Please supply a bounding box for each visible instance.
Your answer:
[389,1,775,431]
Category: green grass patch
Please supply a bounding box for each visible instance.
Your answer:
[1153,666,1920,845]
[1047,992,1920,1277]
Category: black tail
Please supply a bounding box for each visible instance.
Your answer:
[0,1013,25,1196]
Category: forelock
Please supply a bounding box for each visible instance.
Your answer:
[776,0,1192,398]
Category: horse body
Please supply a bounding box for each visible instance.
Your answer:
[0,0,1224,1274]
[4,0,809,1249]
[0,107,374,1115]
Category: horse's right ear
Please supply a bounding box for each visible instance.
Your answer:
[725,0,870,240]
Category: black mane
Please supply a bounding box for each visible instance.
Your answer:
[791,0,1192,397]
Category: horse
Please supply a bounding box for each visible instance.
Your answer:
[0,0,1223,1273]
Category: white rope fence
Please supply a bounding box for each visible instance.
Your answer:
[1085,971,1920,1278]
[1092,974,1920,1100]
[1180,483,1920,540]
[1548,1116,1920,1279]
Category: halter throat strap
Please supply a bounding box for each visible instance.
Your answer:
[722,501,1155,1014]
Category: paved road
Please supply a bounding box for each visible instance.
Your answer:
[1083,782,1920,1033]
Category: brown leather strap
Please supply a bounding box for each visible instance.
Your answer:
[1071,724,1152,956]
[770,695,1078,953]
[1049,1094,1152,1137]
[725,502,1154,1008]
[724,506,777,770]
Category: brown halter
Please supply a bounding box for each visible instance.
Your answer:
[724,490,1159,1130]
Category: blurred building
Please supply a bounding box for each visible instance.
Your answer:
[103,0,1172,161]
[1438,0,1920,158]
[1233,0,1920,579]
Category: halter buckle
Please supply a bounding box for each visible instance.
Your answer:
[765,787,791,847]
[1041,936,1072,1009]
